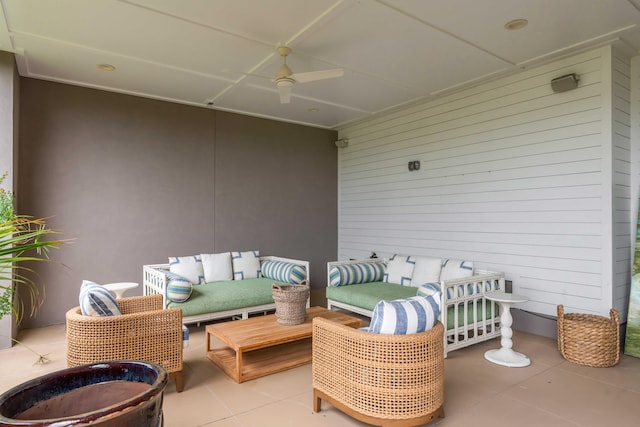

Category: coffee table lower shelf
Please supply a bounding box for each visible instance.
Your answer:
[206,338,312,383]
[205,307,362,383]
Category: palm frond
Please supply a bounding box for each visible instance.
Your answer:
[0,216,66,320]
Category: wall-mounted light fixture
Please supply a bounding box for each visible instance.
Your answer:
[335,138,349,148]
[551,73,580,93]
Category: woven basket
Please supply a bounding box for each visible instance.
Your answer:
[272,280,310,326]
[557,304,620,367]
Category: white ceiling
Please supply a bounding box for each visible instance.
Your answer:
[1,0,639,130]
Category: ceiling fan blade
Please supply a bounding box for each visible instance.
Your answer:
[291,68,344,83]
[278,83,292,104]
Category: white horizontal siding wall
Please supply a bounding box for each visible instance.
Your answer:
[612,48,632,319]
[337,46,633,318]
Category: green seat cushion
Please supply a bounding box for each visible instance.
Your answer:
[167,278,285,317]
[326,282,497,330]
[326,282,418,311]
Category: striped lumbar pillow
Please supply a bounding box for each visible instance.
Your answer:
[417,283,443,313]
[328,261,386,287]
[165,271,193,302]
[79,280,121,316]
[261,260,306,284]
[368,293,441,335]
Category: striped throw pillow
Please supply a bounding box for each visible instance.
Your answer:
[261,260,306,284]
[368,294,441,335]
[165,271,193,302]
[182,324,189,349]
[79,280,121,317]
[328,262,386,287]
[417,282,442,305]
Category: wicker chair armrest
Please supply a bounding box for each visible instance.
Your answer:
[66,305,183,374]
[312,317,444,419]
[117,294,163,314]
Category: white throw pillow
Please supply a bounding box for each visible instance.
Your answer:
[440,259,474,281]
[168,255,205,285]
[231,250,261,280]
[410,257,442,287]
[201,252,233,282]
[383,254,415,286]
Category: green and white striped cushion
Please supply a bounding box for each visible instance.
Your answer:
[328,262,386,287]
[165,271,192,302]
[261,260,306,284]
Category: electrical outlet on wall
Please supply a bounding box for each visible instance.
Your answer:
[408,160,420,171]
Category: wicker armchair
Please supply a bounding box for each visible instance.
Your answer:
[66,294,184,392]
[312,317,445,427]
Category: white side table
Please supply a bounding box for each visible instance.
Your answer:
[483,291,530,367]
[103,282,139,299]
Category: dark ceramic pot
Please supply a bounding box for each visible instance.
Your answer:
[0,361,167,426]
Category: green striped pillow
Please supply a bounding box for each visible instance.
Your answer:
[328,262,386,287]
[261,260,306,284]
[165,271,192,302]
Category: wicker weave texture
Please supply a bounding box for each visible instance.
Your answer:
[312,317,444,423]
[66,294,183,375]
[557,304,620,367]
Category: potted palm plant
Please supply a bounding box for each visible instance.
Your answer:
[0,172,64,349]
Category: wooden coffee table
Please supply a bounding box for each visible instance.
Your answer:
[205,306,362,383]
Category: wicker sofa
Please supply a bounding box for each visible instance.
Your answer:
[313,317,445,426]
[66,294,184,392]
[326,257,505,356]
[143,255,309,325]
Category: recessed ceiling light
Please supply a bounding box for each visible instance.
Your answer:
[504,19,528,30]
[96,63,116,71]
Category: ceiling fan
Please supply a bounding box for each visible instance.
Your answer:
[272,46,344,104]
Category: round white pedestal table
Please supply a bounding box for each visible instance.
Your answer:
[483,291,530,367]
[103,282,139,299]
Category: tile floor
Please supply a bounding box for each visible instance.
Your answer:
[1,320,639,427]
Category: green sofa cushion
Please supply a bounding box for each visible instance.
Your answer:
[326,282,417,310]
[326,282,497,330]
[167,278,286,317]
